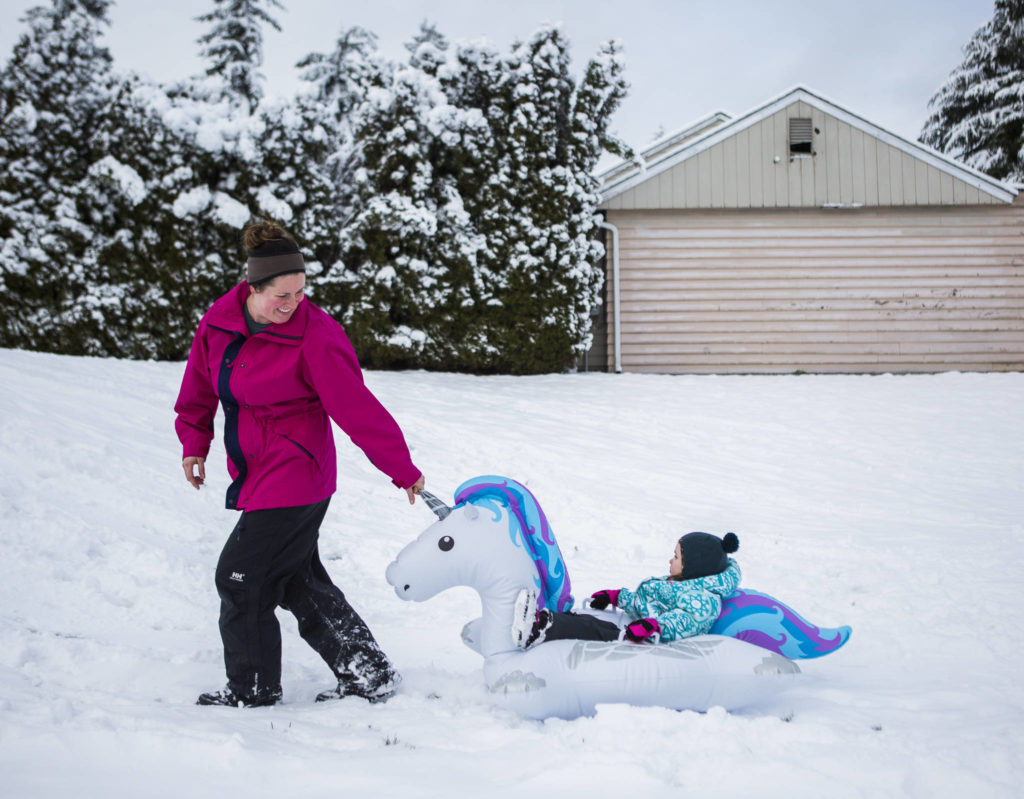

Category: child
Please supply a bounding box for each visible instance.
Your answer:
[512,532,740,649]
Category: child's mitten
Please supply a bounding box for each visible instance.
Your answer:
[624,618,660,642]
[588,589,620,610]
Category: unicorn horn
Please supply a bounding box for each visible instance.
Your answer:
[418,489,453,520]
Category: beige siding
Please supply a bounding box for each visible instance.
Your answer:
[602,206,1024,373]
[602,100,1002,211]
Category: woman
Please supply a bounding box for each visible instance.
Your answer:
[175,220,424,708]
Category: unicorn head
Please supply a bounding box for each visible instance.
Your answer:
[386,476,574,656]
[452,476,573,613]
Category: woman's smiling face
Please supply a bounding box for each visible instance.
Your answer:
[248,272,306,324]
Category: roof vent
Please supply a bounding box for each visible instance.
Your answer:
[789,117,813,155]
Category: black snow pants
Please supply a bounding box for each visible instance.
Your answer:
[544,612,622,642]
[214,498,394,701]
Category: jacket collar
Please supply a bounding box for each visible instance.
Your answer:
[206,281,307,346]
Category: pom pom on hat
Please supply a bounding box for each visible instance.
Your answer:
[678,531,740,580]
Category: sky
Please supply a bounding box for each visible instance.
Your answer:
[0,0,997,155]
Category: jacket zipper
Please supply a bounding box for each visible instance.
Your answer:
[283,435,317,465]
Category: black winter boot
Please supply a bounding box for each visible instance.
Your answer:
[316,656,400,703]
[196,685,281,708]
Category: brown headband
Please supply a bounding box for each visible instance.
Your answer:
[246,252,305,284]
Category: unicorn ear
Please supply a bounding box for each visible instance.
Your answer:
[419,489,453,520]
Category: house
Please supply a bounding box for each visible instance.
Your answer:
[588,86,1024,374]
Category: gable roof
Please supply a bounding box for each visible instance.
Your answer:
[598,111,732,186]
[599,86,1017,207]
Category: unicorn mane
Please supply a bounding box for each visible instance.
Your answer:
[454,476,574,612]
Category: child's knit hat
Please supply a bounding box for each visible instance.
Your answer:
[679,532,740,579]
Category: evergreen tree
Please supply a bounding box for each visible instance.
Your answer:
[484,26,584,373]
[436,38,513,367]
[253,93,337,280]
[405,20,449,77]
[76,72,172,358]
[295,26,383,304]
[78,72,244,359]
[337,27,490,369]
[71,0,292,359]
[465,26,630,373]
[0,0,116,353]
[195,0,283,112]
[333,24,630,374]
[129,0,294,355]
[0,9,629,370]
[298,25,380,123]
[921,0,1024,182]
[141,79,260,357]
[76,0,305,359]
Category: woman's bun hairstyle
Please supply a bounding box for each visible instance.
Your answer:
[243,219,294,251]
[244,220,305,285]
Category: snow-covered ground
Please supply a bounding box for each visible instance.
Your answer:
[1,347,1022,798]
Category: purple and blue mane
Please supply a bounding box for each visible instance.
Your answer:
[454,476,574,613]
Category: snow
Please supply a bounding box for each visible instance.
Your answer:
[7,100,38,133]
[386,326,428,349]
[1,347,1022,798]
[255,187,294,223]
[213,191,253,228]
[171,187,251,227]
[171,185,213,218]
[88,156,148,206]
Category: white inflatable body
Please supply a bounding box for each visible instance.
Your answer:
[387,477,800,721]
[476,633,798,721]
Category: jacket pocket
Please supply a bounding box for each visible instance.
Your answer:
[282,434,320,471]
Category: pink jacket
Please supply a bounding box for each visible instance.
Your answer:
[174,282,421,511]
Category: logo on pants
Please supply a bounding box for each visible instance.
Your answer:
[230,572,245,582]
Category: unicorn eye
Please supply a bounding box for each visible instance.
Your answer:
[438,536,454,552]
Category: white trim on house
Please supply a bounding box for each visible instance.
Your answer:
[600,86,1018,205]
[598,111,733,186]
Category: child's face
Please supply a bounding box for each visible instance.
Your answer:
[669,542,684,578]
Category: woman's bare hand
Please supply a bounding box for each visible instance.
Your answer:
[405,474,425,504]
[183,456,206,490]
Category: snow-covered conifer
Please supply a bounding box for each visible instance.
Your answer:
[336,29,490,370]
[297,25,380,138]
[195,0,283,112]
[295,26,383,286]
[462,26,629,373]
[332,24,630,374]
[77,71,246,358]
[0,9,629,370]
[405,21,449,77]
[921,0,1024,182]
[125,0,296,356]
[0,0,116,352]
[253,92,337,279]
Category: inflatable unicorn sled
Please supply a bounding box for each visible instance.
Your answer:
[386,476,850,721]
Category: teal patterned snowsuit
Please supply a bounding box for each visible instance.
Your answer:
[616,559,741,642]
